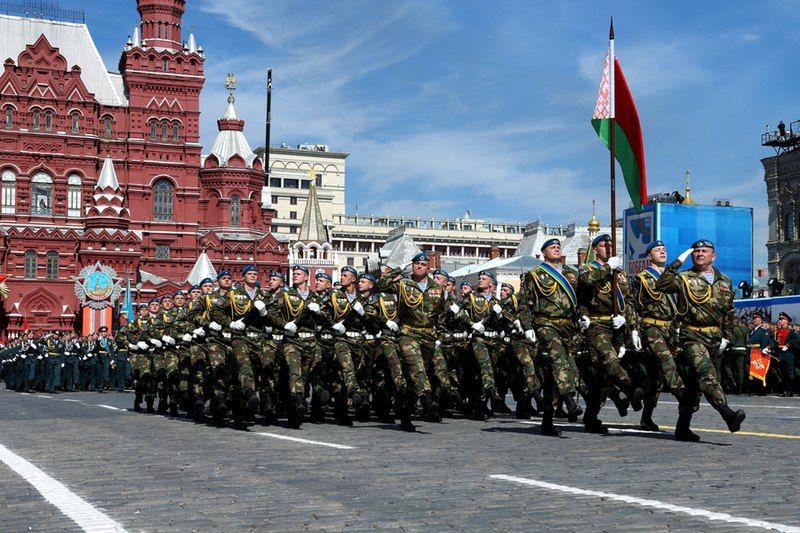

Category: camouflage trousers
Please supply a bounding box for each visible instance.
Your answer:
[131,351,155,397]
[440,336,465,392]
[677,329,728,413]
[504,338,541,396]
[251,337,279,397]
[364,335,406,393]
[642,324,685,403]
[534,320,579,401]
[470,335,500,395]
[188,342,208,398]
[205,338,230,398]
[584,322,633,391]
[396,328,436,397]
[282,336,320,396]
[314,337,338,395]
[153,346,180,397]
[333,336,363,395]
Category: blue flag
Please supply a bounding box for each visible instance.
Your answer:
[122,278,134,319]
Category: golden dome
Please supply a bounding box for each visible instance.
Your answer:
[683,169,697,205]
[588,199,601,232]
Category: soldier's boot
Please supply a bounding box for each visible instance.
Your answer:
[355,394,372,422]
[287,392,306,430]
[145,394,156,414]
[608,389,629,417]
[245,389,259,422]
[334,390,352,427]
[348,390,364,411]
[563,394,583,422]
[420,391,441,423]
[718,404,746,433]
[374,390,394,423]
[193,398,207,423]
[622,383,644,412]
[261,393,277,425]
[531,390,543,417]
[674,410,700,442]
[309,390,325,424]
[232,409,247,431]
[396,387,415,432]
[540,410,561,437]
[554,400,569,419]
[133,390,143,412]
[639,402,660,432]
[168,392,179,417]
[156,387,168,414]
[447,387,463,411]
[515,394,530,419]
[212,394,228,427]
[583,403,608,434]
[488,388,504,417]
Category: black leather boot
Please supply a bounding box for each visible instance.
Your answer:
[515,394,530,419]
[639,402,659,432]
[719,404,746,433]
[540,410,561,437]
[145,394,156,414]
[674,410,700,442]
[564,394,583,422]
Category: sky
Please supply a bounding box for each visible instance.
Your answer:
[60,0,800,266]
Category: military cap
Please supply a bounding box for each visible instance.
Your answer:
[199,277,214,286]
[501,282,515,293]
[270,271,286,281]
[188,285,199,292]
[148,297,161,305]
[411,251,429,263]
[52,329,61,335]
[359,272,377,283]
[97,326,108,333]
[691,239,714,250]
[541,237,560,252]
[753,311,764,319]
[432,269,442,276]
[591,234,612,248]
[779,312,792,322]
[216,269,231,280]
[341,265,358,276]
[460,281,472,288]
[478,270,496,284]
[447,275,456,283]
[292,265,310,274]
[161,293,173,301]
[315,271,332,281]
[138,303,148,309]
[241,264,257,275]
[646,240,665,254]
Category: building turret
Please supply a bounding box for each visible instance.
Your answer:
[84,155,130,230]
[136,0,185,51]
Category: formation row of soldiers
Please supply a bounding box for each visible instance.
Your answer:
[1,328,124,393]
[0,234,749,441]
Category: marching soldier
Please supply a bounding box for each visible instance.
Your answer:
[43,330,65,394]
[92,326,117,394]
[205,270,236,425]
[656,239,747,441]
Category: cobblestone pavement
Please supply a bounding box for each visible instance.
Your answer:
[1,386,799,532]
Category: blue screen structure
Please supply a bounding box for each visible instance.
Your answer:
[624,203,753,297]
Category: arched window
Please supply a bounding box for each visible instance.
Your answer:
[4,107,12,129]
[46,251,58,279]
[230,195,240,227]
[24,250,37,279]
[31,172,52,215]
[152,179,173,221]
[786,212,795,242]
[172,122,179,142]
[44,110,52,132]
[103,117,112,139]
[71,113,79,133]
[161,122,168,141]
[67,174,81,217]
[32,110,40,130]
[150,121,157,140]
[1,169,15,214]
[162,58,169,72]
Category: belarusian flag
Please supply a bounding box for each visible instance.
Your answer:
[591,27,647,213]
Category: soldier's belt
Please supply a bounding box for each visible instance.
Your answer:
[684,325,720,334]
[221,332,232,339]
[589,315,612,321]
[733,347,747,351]
[245,332,260,338]
[453,332,469,339]
[297,332,315,339]
[642,317,672,327]
[272,334,284,341]
[364,334,378,340]
[263,327,273,334]
[47,352,61,356]
[401,325,434,333]
[534,316,572,325]
[319,333,333,341]
[345,331,362,339]
[481,331,499,338]
[747,344,761,348]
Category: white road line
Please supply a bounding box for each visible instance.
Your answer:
[254,432,355,450]
[657,400,800,410]
[62,399,81,402]
[489,474,800,532]
[0,443,127,532]
[517,420,661,435]
[96,404,125,412]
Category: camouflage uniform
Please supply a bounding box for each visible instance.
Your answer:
[322,289,365,398]
[204,288,234,417]
[456,291,503,404]
[498,292,541,406]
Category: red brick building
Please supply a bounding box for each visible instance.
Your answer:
[0,0,287,336]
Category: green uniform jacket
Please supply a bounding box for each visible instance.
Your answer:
[524,263,579,322]
[377,267,445,331]
[578,261,637,324]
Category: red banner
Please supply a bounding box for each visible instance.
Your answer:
[749,348,771,386]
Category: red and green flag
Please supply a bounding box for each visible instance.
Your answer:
[591,29,647,213]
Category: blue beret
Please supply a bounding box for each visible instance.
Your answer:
[645,240,665,254]
[189,285,199,292]
[591,234,612,248]
[315,271,332,281]
[460,281,471,288]
[433,269,449,278]
[341,265,358,276]
[148,298,161,305]
[241,264,257,275]
[138,303,148,309]
[359,272,377,283]
[412,251,429,263]
[501,282,515,293]
[199,277,214,286]
[541,238,560,252]
[160,293,173,300]
[292,264,309,274]
[692,239,714,250]
[447,275,456,283]
[97,326,108,333]
[478,270,496,284]
[270,271,286,280]
[216,270,231,280]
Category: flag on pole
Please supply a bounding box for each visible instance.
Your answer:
[121,277,134,319]
[591,27,647,213]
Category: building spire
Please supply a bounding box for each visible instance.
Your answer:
[188,27,197,53]
[97,155,120,191]
[297,182,327,243]
[683,169,696,205]
[132,24,141,47]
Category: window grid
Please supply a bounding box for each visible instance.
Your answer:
[24,251,37,279]
[45,251,58,279]
[152,179,174,221]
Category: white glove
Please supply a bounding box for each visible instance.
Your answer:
[332,321,346,334]
[61,363,65,368]
[128,343,137,351]
[307,302,321,314]
[720,338,730,352]
[193,327,206,337]
[524,329,536,343]
[162,335,175,345]
[385,320,398,332]
[435,340,442,348]
[20,354,26,359]
[284,321,297,334]
[400,261,413,271]
[607,256,623,270]
[578,315,591,331]
[677,247,694,264]
[492,303,503,316]
[352,301,364,316]
[254,300,267,316]
[208,321,222,332]
[137,341,149,350]
[617,346,627,359]
[37,355,43,360]
[611,315,626,329]
[44,354,49,358]
[449,303,460,316]
[230,319,246,331]
[149,338,163,348]
[782,345,788,351]
[762,345,771,354]
[471,321,485,334]
[631,330,642,350]
[182,333,193,343]
[87,354,93,358]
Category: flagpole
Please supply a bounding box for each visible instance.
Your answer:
[608,17,619,316]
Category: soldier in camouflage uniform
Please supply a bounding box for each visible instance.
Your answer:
[578,234,644,434]
[655,239,746,441]
[377,252,450,422]
[311,271,337,423]
[128,304,153,411]
[524,238,583,435]
[433,269,464,415]
[253,271,287,425]
[141,299,166,412]
[630,240,685,431]
[267,265,323,429]
[149,294,180,415]
[205,270,236,425]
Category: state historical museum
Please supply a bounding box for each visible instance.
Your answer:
[0,0,287,335]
